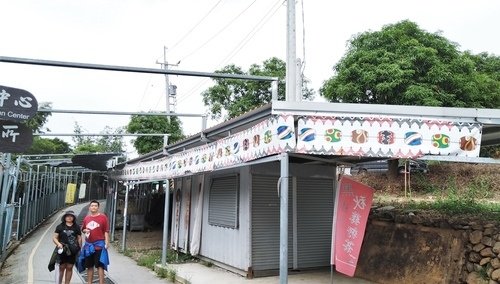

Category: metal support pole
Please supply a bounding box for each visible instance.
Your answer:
[0,56,278,81]
[201,115,207,132]
[24,168,32,234]
[34,166,39,223]
[43,166,48,216]
[271,80,279,101]
[89,173,93,201]
[0,154,12,251]
[161,179,171,266]
[121,184,130,252]
[57,168,62,207]
[279,153,289,284]
[15,197,21,240]
[11,157,21,204]
[110,181,118,241]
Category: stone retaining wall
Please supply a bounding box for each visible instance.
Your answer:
[358,206,499,284]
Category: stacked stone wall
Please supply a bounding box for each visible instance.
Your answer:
[367,206,499,284]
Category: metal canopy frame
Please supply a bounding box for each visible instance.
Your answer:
[271,100,500,124]
[0,56,278,82]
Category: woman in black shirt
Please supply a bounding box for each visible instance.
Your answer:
[52,210,82,284]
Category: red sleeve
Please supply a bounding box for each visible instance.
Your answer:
[103,214,110,233]
[81,216,88,230]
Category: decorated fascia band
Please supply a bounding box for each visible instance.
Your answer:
[459,136,477,151]
[352,129,368,144]
[277,125,293,140]
[325,128,342,143]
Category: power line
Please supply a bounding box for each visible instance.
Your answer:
[217,0,283,67]
[169,0,223,53]
[177,0,284,105]
[179,0,258,63]
[177,77,211,105]
[137,75,154,110]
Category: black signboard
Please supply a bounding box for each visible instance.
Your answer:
[0,120,33,153]
[0,85,38,121]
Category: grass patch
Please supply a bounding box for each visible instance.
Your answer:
[156,265,178,282]
[137,250,162,269]
[121,247,195,282]
[200,260,213,267]
[137,249,193,266]
[122,249,133,257]
[397,187,500,219]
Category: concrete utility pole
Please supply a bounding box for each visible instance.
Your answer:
[286,0,297,103]
[157,46,180,120]
[281,1,297,283]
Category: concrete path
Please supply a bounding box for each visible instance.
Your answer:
[166,262,374,284]
[0,202,166,284]
[0,202,373,284]
[0,203,88,284]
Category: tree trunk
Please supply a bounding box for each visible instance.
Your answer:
[388,159,399,179]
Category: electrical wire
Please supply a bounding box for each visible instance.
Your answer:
[178,0,258,63]
[176,78,211,105]
[137,75,154,110]
[217,0,283,67]
[169,0,223,53]
[146,0,223,105]
[177,0,283,105]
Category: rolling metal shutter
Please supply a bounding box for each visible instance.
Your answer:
[208,175,239,228]
[296,177,334,268]
[252,175,293,271]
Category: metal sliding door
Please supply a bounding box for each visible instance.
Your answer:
[251,175,293,271]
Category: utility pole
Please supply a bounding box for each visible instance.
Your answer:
[157,46,180,121]
[286,0,297,103]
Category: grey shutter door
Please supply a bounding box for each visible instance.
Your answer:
[296,177,334,268]
[252,175,293,271]
[208,175,238,228]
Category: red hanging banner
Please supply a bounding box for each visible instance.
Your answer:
[331,176,374,277]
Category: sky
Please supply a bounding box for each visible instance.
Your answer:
[1,0,499,158]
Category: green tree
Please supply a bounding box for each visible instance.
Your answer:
[25,102,52,133]
[202,57,314,120]
[127,114,184,155]
[26,137,72,155]
[72,122,125,153]
[320,20,500,109]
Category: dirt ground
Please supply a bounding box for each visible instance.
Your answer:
[113,228,164,251]
[353,163,500,201]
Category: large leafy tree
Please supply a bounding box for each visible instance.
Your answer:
[25,102,74,154]
[25,102,52,133]
[202,57,314,120]
[320,20,500,108]
[127,114,184,155]
[72,123,125,153]
[26,137,71,155]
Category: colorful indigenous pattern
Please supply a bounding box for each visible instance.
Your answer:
[111,115,482,181]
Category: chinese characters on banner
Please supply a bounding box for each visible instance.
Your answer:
[331,176,374,277]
